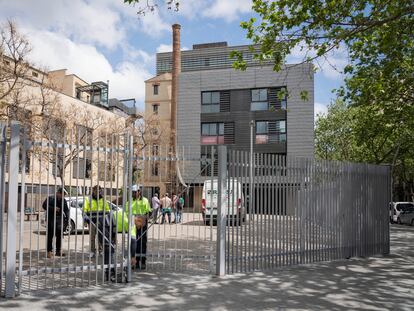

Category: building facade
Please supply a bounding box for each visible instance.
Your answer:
[1,60,138,210]
[143,73,172,197]
[153,42,314,208]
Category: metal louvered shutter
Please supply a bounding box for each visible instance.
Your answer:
[268,88,282,110]
[224,122,234,144]
[220,91,230,112]
[268,121,279,143]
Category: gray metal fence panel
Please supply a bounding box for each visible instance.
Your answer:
[222,152,391,274]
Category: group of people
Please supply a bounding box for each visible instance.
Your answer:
[42,185,184,281]
[151,192,185,224]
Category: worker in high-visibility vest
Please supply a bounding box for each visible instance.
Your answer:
[83,185,110,258]
[125,185,151,270]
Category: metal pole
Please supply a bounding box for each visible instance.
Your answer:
[5,122,20,298]
[216,145,227,276]
[0,122,7,296]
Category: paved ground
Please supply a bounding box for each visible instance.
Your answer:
[0,224,413,311]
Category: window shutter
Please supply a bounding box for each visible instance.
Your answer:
[268,88,281,110]
[224,122,235,144]
[220,90,230,112]
[268,121,278,143]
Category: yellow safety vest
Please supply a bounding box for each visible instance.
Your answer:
[83,198,110,213]
[125,197,152,215]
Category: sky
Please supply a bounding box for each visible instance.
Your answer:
[0,0,347,119]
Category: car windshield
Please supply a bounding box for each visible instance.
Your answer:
[398,203,414,211]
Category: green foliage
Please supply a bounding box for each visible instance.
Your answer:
[243,0,414,199]
[315,100,414,200]
[240,0,414,75]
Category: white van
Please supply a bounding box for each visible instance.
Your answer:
[390,202,414,224]
[201,178,246,225]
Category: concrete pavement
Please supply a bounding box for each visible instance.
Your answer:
[1,224,413,311]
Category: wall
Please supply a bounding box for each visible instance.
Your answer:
[177,63,314,183]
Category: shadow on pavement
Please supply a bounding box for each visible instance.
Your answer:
[0,225,413,311]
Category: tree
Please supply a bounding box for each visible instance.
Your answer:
[123,0,179,14]
[1,22,129,188]
[316,99,414,201]
[234,1,413,74]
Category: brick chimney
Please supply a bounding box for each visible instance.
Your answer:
[171,24,181,152]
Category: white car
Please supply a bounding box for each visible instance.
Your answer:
[201,178,246,226]
[390,202,414,224]
[41,197,120,235]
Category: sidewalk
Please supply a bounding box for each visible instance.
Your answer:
[1,225,413,311]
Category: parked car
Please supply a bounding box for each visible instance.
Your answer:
[389,202,414,224]
[41,197,122,235]
[398,206,414,226]
[201,178,246,226]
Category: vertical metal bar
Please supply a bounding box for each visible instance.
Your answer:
[36,135,42,291]
[249,142,254,272]
[28,135,35,291]
[216,145,227,276]
[18,127,27,294]
[59,129,66,288]
[5,122,20,298]
[67,129,73,287]
[81,129,88,287]
[127,133,133,282]
[0,122,7,296]
[73,128,80,287]
[44,130,51,289]
[271,154,275,268]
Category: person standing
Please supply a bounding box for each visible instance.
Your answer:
[151,193,161,224]
[83,185,110,258]
[160,193,172,224]
[172,193,178,223]
[125,185,152,270]
[176,195,184,224]
[42,188,69,259]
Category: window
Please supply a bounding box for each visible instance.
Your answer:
[152,104,159,114]
[153,84,159,95]
[76,90,81,99]
[251,88,268,111]
[152,145,159,156]
[98,161,115,182]
[201,146,218,176]
[201,91,220,113]
[255,120,286,144]
[73,158,92,179]
[151,162,159,176]
[32,71,39,78]
[201,122,224,145]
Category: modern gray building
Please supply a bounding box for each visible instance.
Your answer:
[156,42,314,204]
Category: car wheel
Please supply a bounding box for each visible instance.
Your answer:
[64,220,76,235]
[397,218,402,225]
[411,219,414,226]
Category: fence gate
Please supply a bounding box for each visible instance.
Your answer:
[0,122,134,297]
[220,147,391,274]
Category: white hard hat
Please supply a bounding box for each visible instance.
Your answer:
[131,185,140,192]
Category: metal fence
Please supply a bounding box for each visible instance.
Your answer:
[219,147,391,274]
[0,122,391,297]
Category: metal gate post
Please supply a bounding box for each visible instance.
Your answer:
[216,145,227,276]
[0,122,7,295]
[5,122,20,298]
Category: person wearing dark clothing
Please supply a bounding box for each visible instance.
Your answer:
[96,209,117,281]
[42,188,69,258]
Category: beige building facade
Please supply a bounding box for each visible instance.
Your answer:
[1,61,131,209]
[143,73,172,197]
